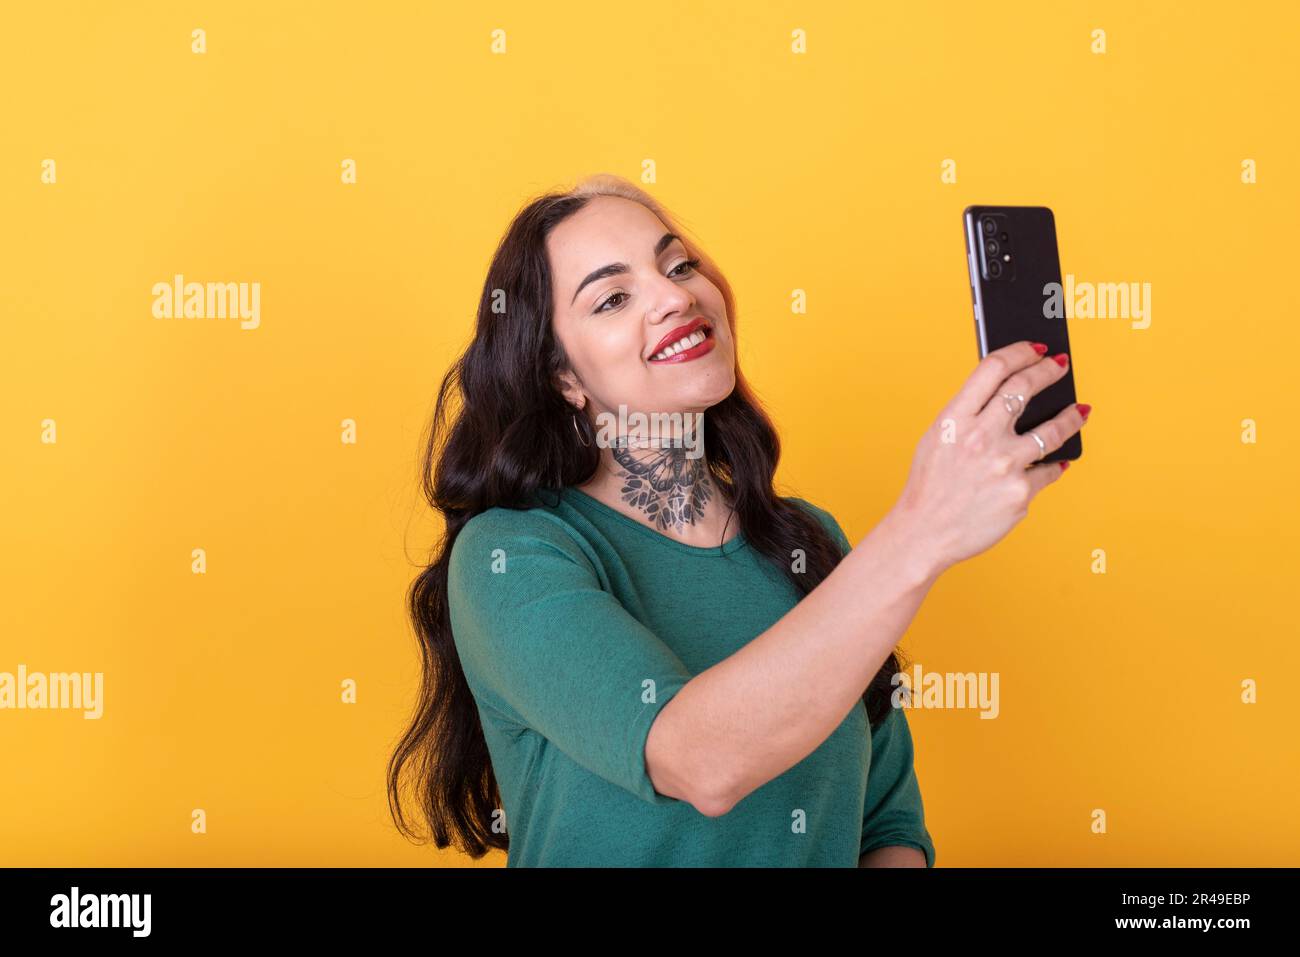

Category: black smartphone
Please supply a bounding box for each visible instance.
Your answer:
[962,205,1081,464]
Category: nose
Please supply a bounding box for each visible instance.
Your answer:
[647,275,694,325]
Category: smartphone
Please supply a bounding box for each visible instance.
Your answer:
[962,205,1081,464]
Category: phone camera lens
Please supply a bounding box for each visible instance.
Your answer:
[982,219,997,236]
[988,259,1003,279]
[984,238,1000,256]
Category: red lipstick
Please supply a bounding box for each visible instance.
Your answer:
[648,317,714,363]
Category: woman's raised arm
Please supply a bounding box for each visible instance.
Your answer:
[647,340,1088,815]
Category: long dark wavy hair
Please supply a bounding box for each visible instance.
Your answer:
[387,173,905,858]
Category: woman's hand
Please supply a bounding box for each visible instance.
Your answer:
[889,340,1089,578]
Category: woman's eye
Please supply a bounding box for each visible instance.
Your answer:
[596,259,700,313]
[596,292,628,312]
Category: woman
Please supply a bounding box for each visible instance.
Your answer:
[387,173,1089,867]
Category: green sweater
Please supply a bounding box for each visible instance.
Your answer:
[446,485,935,867]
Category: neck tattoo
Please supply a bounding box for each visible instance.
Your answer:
[611,445,713,532]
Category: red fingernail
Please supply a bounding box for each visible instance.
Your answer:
[1031,342,1048,355]
[1052,353,1069,368]
[1059,460,1070,471]
[1076,403,1091,420]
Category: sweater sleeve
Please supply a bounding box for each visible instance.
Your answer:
[446,508,695,806]
[859,705,936,866]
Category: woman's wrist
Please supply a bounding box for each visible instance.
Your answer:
[869,505,948,592]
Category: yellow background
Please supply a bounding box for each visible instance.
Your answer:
[2,0,1296,866]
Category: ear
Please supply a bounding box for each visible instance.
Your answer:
[553,368,586,412]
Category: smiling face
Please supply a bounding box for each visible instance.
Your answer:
[548,195,736,433]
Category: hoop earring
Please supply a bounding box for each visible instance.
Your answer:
[572,412,592,447]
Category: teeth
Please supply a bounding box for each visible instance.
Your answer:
[651,328,707,361]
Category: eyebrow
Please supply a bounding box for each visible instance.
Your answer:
[569,232,684,306]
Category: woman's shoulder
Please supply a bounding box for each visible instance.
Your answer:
[451,494,594,565]
[782,495,852,554]
[782,494,835,527]
[454,496,582,548]
[446,496,612,619]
